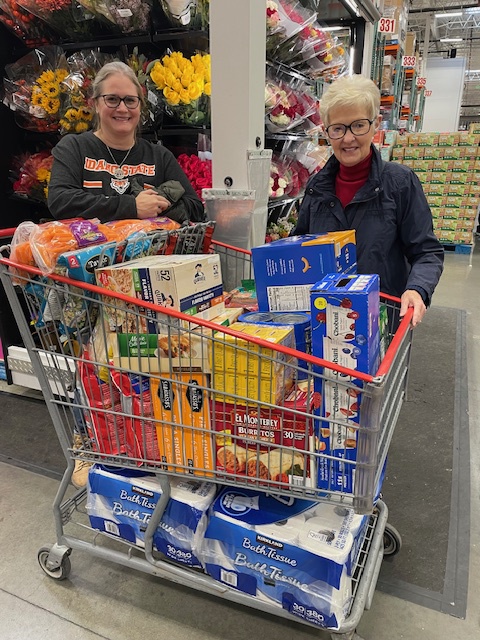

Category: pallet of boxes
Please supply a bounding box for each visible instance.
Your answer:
[392,131,480,250]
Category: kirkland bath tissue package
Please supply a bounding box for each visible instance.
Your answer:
[200,487,366,630]
[86,465,216,567]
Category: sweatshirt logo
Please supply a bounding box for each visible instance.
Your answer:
[110,177,130,194]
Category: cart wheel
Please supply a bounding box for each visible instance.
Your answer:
[37,546,71,580]
[383,523,402,557]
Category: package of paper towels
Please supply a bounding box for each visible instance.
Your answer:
[86,465,216,567]
[200,486,359,630]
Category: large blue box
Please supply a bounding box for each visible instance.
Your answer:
[310,274,380,494]
[252,232,357,313]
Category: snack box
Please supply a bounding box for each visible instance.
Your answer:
[95,253,224,333]
[110,308,245,374]
[310,273,380,377]
[310,274,380,494]
[211,380,315,488]
[251,232,357,313]
[86,464,216,568]
[210,322,296,404]
[151,371,214,477]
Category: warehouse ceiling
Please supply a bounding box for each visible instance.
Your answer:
[407,0,480,116]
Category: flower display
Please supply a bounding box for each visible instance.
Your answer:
[159,0,209,31]
[148,51,211,126]
[0,0,53,45]
[266,0,316,62]
[266,0,281,34]
[265,206,299,243]
[58,49,112,134]
[125,47,163,129]
[78,0,151,34]
[264,76,316,133]
[12,149,54,204]
[3,45,69,132]
[17,0,112,40]
[176,153,212,201]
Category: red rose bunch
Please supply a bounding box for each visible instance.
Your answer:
[177,153,212,201]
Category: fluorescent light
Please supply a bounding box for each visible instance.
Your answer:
[466,70,480,74]
[435,12,462,18]
[327,26,349,31]
[465,7,480,13]
[440,38,463,42]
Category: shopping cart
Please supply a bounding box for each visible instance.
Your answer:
[0,224,413,640]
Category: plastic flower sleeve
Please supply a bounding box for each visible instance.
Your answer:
[147,50,211,127]
[58,50,113,135]
[124,47,163,130]
[17,0,113,41]
[78,0,152,34]
[265,77,316,134]
[266,0,317,64]
[0,0,53,46]
[11,149,54,204]
[159,0,209,31]
[3,45,69,132]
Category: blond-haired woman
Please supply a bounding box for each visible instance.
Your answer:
[294,74,444,326]
[48,60,205,223]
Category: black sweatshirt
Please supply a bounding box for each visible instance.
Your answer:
[47,131,206,222]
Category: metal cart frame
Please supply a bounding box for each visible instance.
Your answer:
[0,226,413,640]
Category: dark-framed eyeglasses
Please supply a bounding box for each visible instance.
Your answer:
[99,94,140,109]
[325,118,374,140]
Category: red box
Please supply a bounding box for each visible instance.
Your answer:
[210,384,315,488]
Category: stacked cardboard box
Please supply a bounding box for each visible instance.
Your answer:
[391,132,480,245]
[382,0,409,48]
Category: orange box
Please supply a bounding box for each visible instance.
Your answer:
[151,373,214,477]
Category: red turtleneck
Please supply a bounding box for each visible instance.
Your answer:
[335,149,373,209]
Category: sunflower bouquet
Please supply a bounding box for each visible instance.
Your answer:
[148,50,211,126]
[3,45,69,132]
[58,50,113,135]
[159,0,209,30]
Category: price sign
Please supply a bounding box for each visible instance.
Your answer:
[417,77,427,88]
[378,17,396,34]
[402,55,417,67]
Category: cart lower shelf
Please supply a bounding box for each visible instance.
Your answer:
[39,480,388,640]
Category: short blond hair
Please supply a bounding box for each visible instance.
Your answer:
[320,74,380,127]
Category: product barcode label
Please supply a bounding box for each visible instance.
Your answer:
[220,569,238,587]
[105,521,120,536]
[290,474,305,487]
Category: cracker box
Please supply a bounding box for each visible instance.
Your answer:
[251,232,357,313]
[210,322,296,404]
[86,465,216,567]
[211,381,315,488]
[151,372,214,476]
[95,253,224,333]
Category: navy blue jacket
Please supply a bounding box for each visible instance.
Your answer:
[293,145,444,303]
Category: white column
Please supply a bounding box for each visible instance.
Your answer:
[209,0,266,189]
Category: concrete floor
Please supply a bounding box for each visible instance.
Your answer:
[0,247,479,640]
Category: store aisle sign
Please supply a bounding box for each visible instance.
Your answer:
[425,90,432,97]
[417,77,427,88]
[378,17,396,34]
[402,56,417,68]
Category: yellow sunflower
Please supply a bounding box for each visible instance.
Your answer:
[75,121,89,133]
[42,96,60,114]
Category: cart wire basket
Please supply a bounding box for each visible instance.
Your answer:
[0,223,413,640]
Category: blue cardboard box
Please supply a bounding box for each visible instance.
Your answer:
[310,274,380,494]
[252,232,357,312]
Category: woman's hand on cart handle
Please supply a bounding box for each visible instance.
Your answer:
[400,290,426,327]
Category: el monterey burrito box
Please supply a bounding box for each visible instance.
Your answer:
[251,232,356,313]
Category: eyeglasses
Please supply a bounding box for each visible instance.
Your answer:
[325,118,374,140]
[99,94,140,109]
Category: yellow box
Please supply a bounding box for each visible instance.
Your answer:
[151,376,184,471]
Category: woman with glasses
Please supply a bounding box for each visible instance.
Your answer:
[48,60,205,223]
[293,74,443,327]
